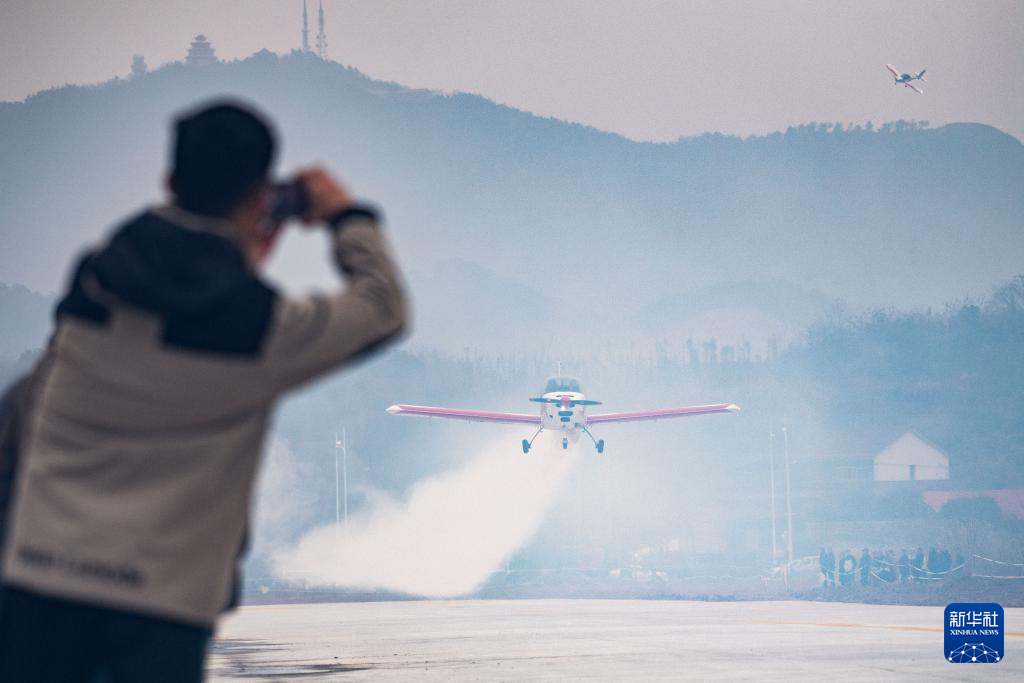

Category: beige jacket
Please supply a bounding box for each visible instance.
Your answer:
[1,205,406,626]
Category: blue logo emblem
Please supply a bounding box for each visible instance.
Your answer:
[945,603,1003,663]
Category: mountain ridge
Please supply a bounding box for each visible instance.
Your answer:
[1,52,1021,355]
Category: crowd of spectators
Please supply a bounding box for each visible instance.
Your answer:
[818,546,964,588]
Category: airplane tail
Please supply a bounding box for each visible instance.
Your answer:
[916,69,927,82]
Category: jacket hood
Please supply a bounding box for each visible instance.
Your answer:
[75,209,254,318]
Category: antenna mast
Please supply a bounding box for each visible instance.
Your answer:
[302,0,310,53]
[316,0,328,59]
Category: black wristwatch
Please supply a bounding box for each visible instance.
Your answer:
[327,203,380,232]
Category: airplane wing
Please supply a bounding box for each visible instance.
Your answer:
[886,64,900,78]
[906,83,924,94]
[386,404,541,424]
[587,403,740,424]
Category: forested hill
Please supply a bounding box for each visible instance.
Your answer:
[1,51,1022,355]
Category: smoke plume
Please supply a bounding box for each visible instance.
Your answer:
[274,435,578,596]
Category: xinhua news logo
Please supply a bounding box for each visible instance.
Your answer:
[945,603,1003,663]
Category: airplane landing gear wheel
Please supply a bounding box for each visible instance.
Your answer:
[596,439,604,454]
[562,437,569,450]
[522,439,530,454]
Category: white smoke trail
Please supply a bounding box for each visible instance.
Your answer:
[274,435,578,597]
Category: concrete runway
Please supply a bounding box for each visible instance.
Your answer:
[207,599,1023,681]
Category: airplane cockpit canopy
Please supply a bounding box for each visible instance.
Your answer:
[544,376,582,394]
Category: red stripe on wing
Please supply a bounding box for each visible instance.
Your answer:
[587,403,739,424]
[387,404,541,424]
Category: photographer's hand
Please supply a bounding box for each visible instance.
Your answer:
[264,166,406,394]
[299,168,353,226]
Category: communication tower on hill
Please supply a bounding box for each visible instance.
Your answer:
[316,1,328,59]
[302,0,311,53]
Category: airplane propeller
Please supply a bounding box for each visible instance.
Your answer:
[528,397,603,406]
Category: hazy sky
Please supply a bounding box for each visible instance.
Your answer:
[1,1,1022,142]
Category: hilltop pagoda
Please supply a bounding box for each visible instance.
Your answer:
[185,35,218,66]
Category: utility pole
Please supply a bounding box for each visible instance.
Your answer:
[333,428,348,529]
[342,427,348,527]
[333,430,340,528]
[768,422,778,566]
[782,421,794,568]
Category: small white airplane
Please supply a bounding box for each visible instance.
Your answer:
[387,375,739,453]
[886,64,926,94]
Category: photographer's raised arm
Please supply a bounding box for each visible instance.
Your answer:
[261,188,408,394]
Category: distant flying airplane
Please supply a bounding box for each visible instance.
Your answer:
[886,64,926,94]
[387,375,739,453]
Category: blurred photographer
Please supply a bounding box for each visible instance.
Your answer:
[0,101,407,681]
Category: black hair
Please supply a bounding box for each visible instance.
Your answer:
[171,101,277,217]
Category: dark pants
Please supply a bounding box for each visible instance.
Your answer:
[0,586,212,683]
